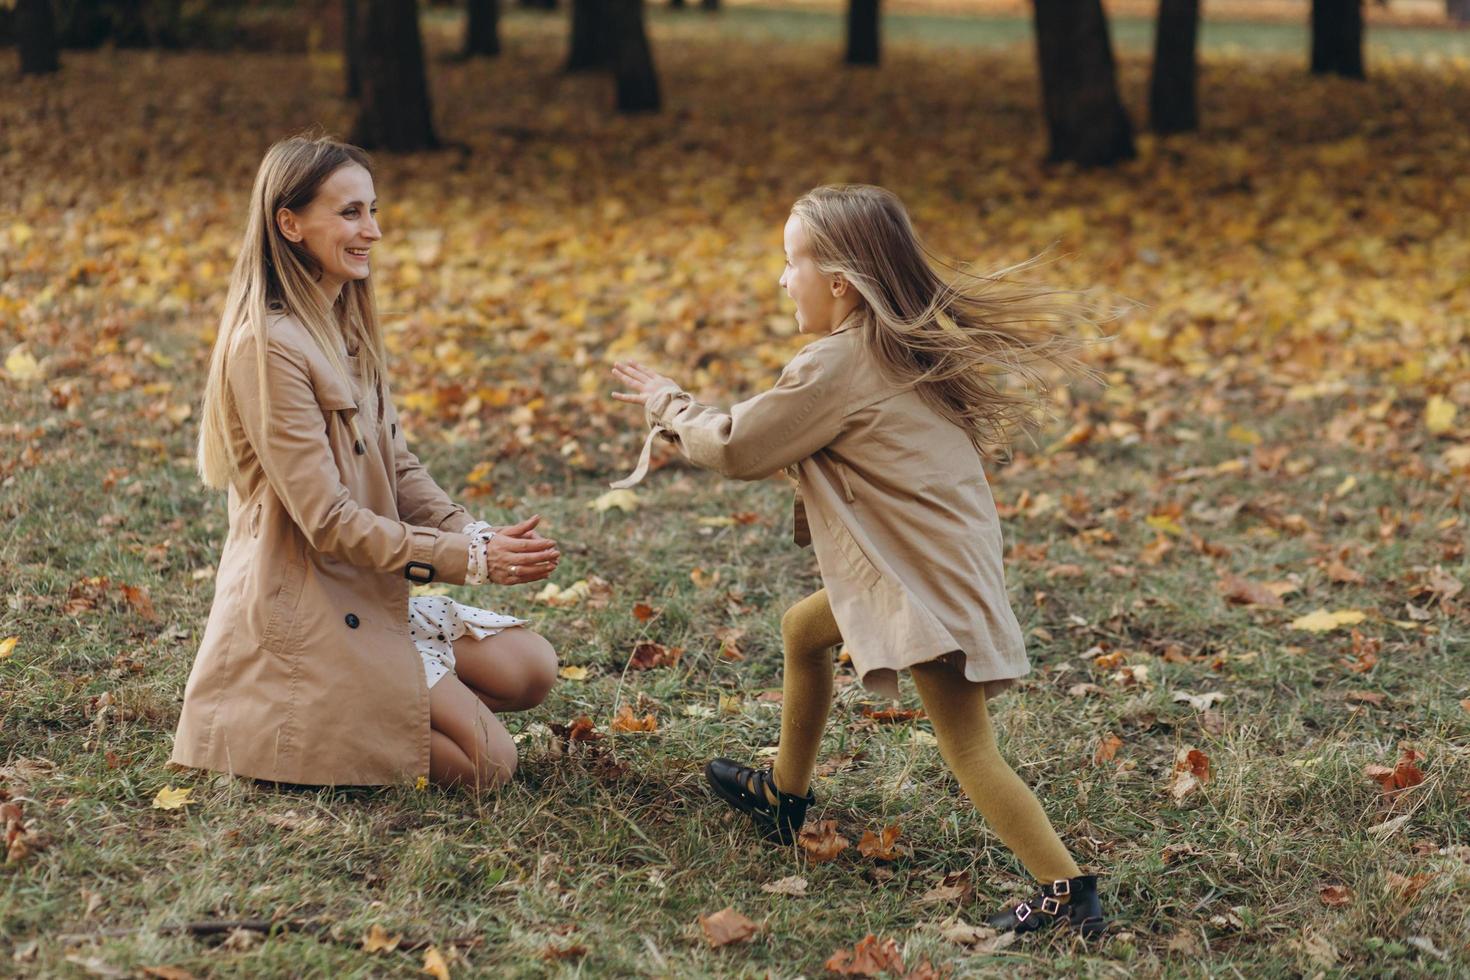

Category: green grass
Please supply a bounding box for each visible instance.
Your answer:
[2,345,1467,977]
[634,4,1470,59]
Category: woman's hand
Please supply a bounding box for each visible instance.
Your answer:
[486,515,560,586]
[610,361,681,407]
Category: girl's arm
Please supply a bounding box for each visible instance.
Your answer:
[611,346,847,481]
[229,334,472,583]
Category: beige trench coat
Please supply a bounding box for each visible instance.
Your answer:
[633,316,1027,700]
[171,315,475,785]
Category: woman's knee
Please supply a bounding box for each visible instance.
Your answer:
[513,630,558,705]
[472,733,518,790]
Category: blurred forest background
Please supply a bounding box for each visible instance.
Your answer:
[2,1,1468,977]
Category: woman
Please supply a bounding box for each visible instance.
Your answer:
[173,134,559,791]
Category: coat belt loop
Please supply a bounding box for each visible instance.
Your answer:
[611,426,666,490]
[835,462,856,503]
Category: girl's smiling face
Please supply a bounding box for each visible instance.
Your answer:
[780,213,849,335]
[276,163,381,301]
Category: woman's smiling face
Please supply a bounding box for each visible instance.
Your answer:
[277,163,381,300]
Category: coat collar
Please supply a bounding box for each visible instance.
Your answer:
[827,308,865,338]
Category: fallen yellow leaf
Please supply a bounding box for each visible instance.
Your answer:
[1425,395,1456,434]
[1226,424,1261,445]
[0,636,17,660]
[589,488,639,513]
[558,665,589,681]
[1289,609,1368,632]
[4,346,43,384]
[152,786,194,810]
[1145,514,1184,537]
[362,924,402,954]
[422,946,450,980]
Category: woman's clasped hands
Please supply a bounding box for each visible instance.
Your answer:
[486,515,560,585]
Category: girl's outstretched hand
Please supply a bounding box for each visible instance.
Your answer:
[610,361,680,407]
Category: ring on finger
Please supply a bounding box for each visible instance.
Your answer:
[511,565,519,577]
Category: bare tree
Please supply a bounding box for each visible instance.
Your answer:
[610,0,659,113]
[352,0,439,151]
[847,0,879,66]
[1032,0,1135,166]
[463,0,500,56]
[566,0,609,71]
[344,0,361,97]
[1311,0,1365,78]
[1149,0,1199,133]
[17,0,61,76]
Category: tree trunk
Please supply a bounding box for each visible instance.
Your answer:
[1311,0,1365,78]
[846,0,879,65]
[352,0,438,151]
[519,0,556,8]
[702,0,719,9]
[1032,0,1135,167]
[566,0,609,71]
[1450,0,1470,24]
[17,0,61,75]
[344,0,362,98]
[463,0,500,56]
[610,0,659,113]
[1149,0,1198,134]
[670,0,686,8]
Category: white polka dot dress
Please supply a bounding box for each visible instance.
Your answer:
[408,595,525,689]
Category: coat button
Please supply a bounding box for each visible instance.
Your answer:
[345,613,360,629]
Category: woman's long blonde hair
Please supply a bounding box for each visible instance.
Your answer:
[197,135,387,490]
[791,184,1107,454]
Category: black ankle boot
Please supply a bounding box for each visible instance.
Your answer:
[987,875,1106,938]
[704,758,814,845]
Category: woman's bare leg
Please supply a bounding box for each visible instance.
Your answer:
[451,627,558,714]
[428,672,517,791]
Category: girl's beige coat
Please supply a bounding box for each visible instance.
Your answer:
[172,316,475,785]
[640,318,1028,700]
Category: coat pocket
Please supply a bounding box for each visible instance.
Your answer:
[259,547,307,655]
[825,519,883,590]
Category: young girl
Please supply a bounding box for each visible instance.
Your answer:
[173,135,561,792]
[610,184,1106,937]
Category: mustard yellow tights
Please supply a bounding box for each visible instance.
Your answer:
[770,588,1080,882]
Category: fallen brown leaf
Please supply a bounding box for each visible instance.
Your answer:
[860,706,925,724]
[628,642,681,670]
[1218,572,1284,608]
[698,906,759,947]
[1166,747,1212,802]
[611,704,658,733]
[797,819,851,863]
[919,871,973,905]
[1383,871,1436,901]
[1092,734,1123,766]
[1318,884,1353,907]
[856,824,909,862]
[761,875,808,896]
[824,934,905,976]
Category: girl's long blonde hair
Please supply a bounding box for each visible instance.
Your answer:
[791,184,1107,454]
[197,135,387,490]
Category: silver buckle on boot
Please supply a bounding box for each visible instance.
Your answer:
[1014,902,1033,923]
[1041,896,1063,916]
[1051,878,1071,899]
